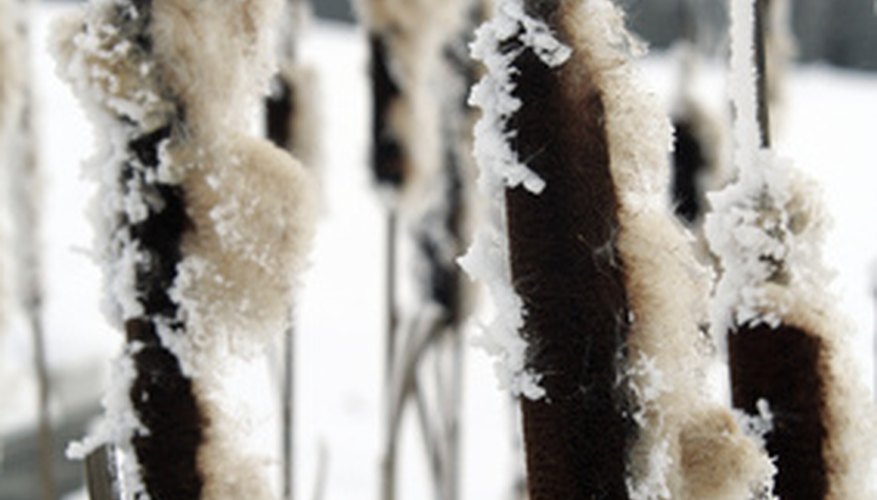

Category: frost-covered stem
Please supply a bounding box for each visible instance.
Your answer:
[59,6,204,495]
[754,0,771,148]
[282,324,295,500]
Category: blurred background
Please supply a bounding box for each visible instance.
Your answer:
[50,0,877,69]
[302,0,877,70]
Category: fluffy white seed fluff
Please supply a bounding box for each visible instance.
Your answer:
[557,1,775,497]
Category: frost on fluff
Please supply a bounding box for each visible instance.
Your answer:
[458,0,572,400]
[704,0,831,338]
[704,150,828,336]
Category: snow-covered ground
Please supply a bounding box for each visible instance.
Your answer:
[1,4,875,500]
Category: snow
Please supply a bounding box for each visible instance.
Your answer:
[728,0,760,165]
[2,2,876,499]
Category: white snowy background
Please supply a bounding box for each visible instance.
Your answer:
[1,4,875,499]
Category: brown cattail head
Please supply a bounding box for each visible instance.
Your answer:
[357,0,471,204]
[708,158,877,498]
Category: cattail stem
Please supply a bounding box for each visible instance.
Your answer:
[283,323,295,500]
[755,0,771,148]
[386,210,398,384]
[32,299,55,500]
[264,5,311,498]
[85,446,119,500]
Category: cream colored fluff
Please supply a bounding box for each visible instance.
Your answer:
[557,1,774,497]
[168,133,316,364]
[149,0,281,133]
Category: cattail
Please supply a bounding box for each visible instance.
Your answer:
[706,0,877,498]
[356,1,475,499]
[461,0,773,498]
[55,1,316,498]
[404,2,487,499]
[356,0,466,385]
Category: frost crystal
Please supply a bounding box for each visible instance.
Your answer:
[460,0,573,400]
[705,0,830,338]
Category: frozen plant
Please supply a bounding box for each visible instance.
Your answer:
[55,0,317,498]
[357,0,482,499]
[461,0,774,498]
[705,0,877,498]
